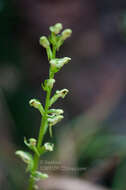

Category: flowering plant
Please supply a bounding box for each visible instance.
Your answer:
[15,23,72,190]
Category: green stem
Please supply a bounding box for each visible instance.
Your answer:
[27,154,39,190]
[27,49,56,190]
[52,45,56,59]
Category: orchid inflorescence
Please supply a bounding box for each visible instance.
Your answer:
[15,23,72,190]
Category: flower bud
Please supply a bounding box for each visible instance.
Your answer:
[48,115,64,127]
[50,57,71,71]
[29,138,37,146]
[57,57,71,68]
[49,23,63,34]
[49,59,57,69]
[49,89,69,106]
[24,137,40,157]
[61,29,72,40]
[47,79,55,89]
[40,36,50,48]
[44,143,54,151]
[29,99,40,109]
[29,99,44,116]
[48,109,64,115]
[42,79,55,91]
[56,89,69,98]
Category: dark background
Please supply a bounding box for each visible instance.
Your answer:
[1,0,126,189]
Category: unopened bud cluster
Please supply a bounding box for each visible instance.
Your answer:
[40,23,72,54]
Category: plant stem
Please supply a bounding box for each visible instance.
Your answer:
[27,49,56,190]
[52,45,56,59]
[27,154,39,190]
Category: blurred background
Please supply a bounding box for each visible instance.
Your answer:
[1,0,126,190]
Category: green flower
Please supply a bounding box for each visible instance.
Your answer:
[49,23,63,34]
